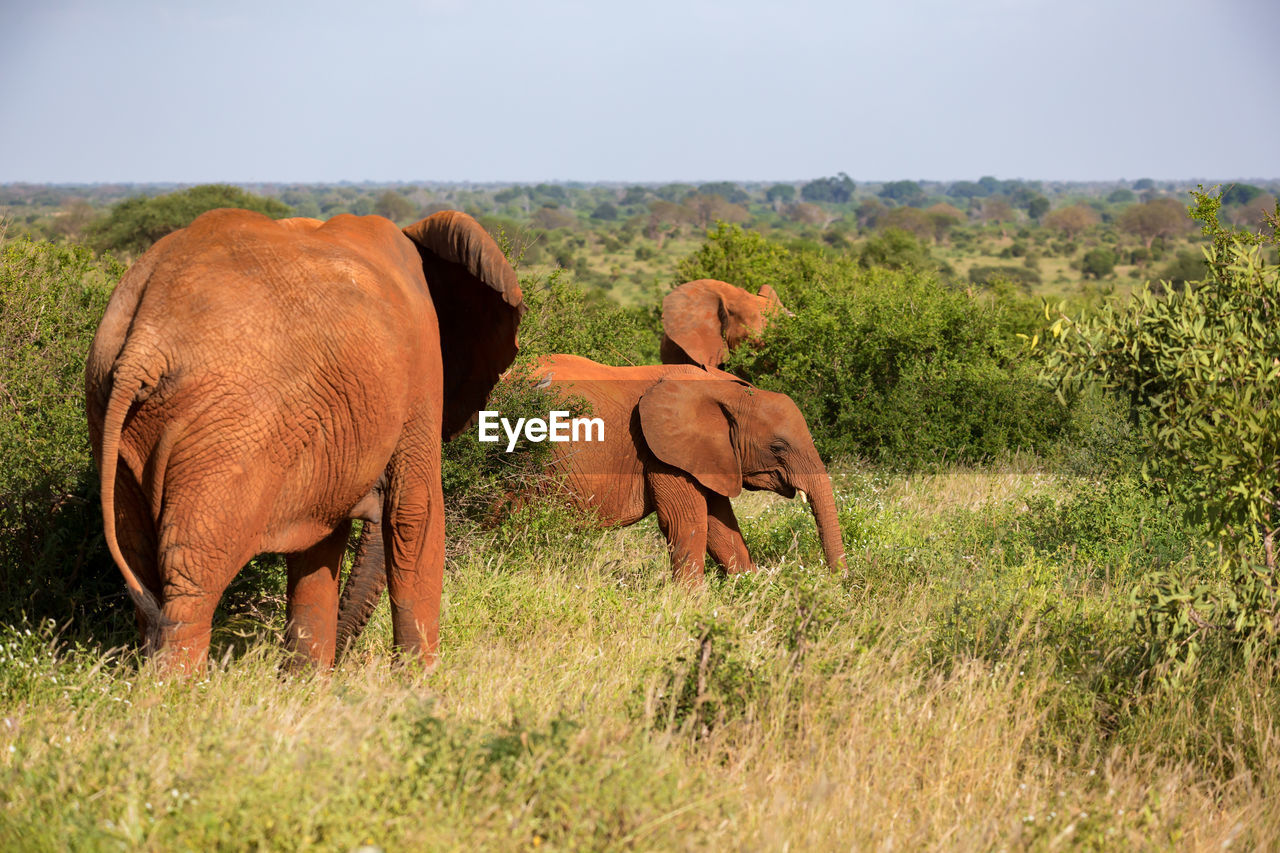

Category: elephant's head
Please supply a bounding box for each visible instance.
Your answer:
[660,279,787,369]
[638,377,846,572]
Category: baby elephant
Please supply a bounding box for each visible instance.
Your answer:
[333,356,846,654]
[528,355,846,581]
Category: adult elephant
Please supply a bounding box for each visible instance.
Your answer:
[84,208,523,672]
[660,278,787,369]
[333,355,845,656]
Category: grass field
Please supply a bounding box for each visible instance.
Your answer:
[3,461,1276,850]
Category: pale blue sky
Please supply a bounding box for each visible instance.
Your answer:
[2,0,1276,183]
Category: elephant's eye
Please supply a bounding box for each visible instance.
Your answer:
[770,440,788,455]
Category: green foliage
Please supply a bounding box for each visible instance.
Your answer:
[1043,188,1280,660]
[646,617,759,738]
[516,269,660,365]
[1080,247,1117,279]
[680,227,1067,467]
[878,180,925,206]
[858,227,937,272]
[968,264,1042,291]
[0,241,126,631]
[89,184,292,255]
[1221,183,1263,207]
[674,222,834,293]
[1158,249,1208,289]
[439,364,576,529]
[800,173,855,204]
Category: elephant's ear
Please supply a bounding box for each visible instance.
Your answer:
[402,211,526,439]
[661,280,728,368]
[758,283,784,312]
[638,378,742,497]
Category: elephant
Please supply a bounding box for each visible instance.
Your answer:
[84,207,524,672]
[660,278,787,369]
[332,354,846,655]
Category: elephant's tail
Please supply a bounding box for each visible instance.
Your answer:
[99,360,163,630]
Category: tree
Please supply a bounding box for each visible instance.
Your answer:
[1026,195,1051,222]
[1107,188,1136,205]
[857,227,934,271]
[655,184,693,203]
[1044,190,1280,661]
[924,203,965,242]
[590,202,619,221]
[878,206,932,241]
[977,197,1015,225]
[1226,194,1278,228]
[49,199,96,241]
[947,180,986,199]
[646,200,695,247]
[90,184,292,255]
[1132,178,1155,190]
[1221,184,1263,207]
[855,198,886,229]
[1117,198,1190,249]
[696,182,749,205]
[374,190,416,223]
[800,173,855,204]
[531,206,576,230]
[621,186,649,206]
[784,202,831,226]
[878,180,925,206]
[1043,204,1100,238]
[685,194,749,228]
[765,184,797,206]
[1079,247,1116,279]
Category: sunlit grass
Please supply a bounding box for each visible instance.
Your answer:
[2,463,1277,849]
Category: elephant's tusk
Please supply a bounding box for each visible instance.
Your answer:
[796,490,808,504]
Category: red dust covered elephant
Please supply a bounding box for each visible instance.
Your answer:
[660,278,787,369]
[333,355,847,656]
[84,208,523,671]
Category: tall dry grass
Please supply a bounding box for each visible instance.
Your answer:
[2,464,1277,850]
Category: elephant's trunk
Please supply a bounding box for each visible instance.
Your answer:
[800,470,847,573]
[334,521,387,662]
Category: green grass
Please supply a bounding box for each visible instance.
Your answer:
[3,461,1277,850]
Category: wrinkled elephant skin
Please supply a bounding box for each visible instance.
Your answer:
[85,208,523,672]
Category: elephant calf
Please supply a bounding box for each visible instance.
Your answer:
[660,278,787,369]
[529,355,846,582]
[334,355,846,656]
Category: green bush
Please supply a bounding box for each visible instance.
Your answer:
[968,264,1042,291]
[1044,189,1280,665]
[679,227,1069,467]
[516,269,660,365]
[1080,247,1117,279]
[89,184,292,255]
[0,240,125,632]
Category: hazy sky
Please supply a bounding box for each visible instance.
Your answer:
[2,0,1277,184]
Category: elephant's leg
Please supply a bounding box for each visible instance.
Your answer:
[153,545,246,674]
[649,468,709,586]
[284,520,351,670]
[706,494,754,575]
[382,433,445,668]
[151,485,265,673]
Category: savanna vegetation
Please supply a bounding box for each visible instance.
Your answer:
[2,177,1279,849]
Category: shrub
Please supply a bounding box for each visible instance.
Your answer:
[968,264,1042,291]
[89,184,292,255]
[1044,189,1280,665]
[679,228,1068,467]
[0,240,125,631]
[1080,247,1117,279]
